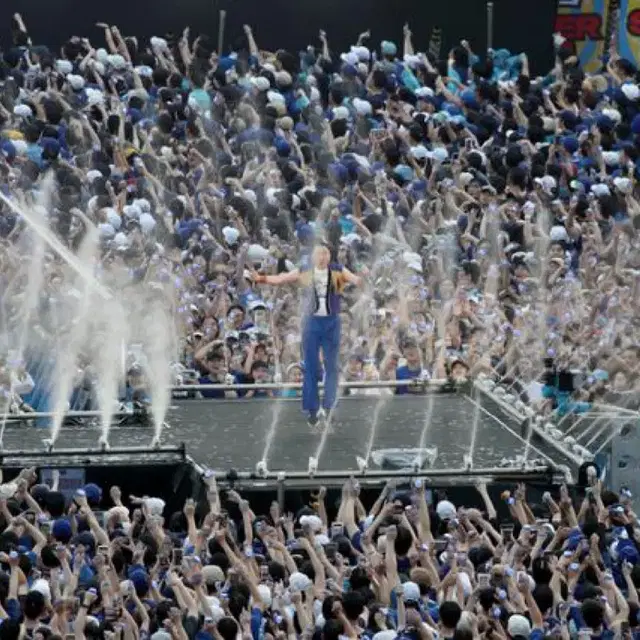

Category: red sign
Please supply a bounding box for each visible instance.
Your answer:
[627,8,640,36]
[554,13,604,40]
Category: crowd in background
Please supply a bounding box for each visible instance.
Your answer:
[1,14,640,640]
[0,17,640,419]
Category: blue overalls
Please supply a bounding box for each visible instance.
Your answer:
[299,264,344,417]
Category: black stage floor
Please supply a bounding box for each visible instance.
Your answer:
[0,394,577,473]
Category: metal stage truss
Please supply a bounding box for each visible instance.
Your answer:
[472,376,640,473]
[0,379,580,486]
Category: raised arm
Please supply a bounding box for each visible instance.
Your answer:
[252,269,300,286]
[342,268,363,286]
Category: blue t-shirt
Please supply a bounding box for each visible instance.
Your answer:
[198,376,225,399]
[395,365,422,394]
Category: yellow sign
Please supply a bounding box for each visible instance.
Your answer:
[555,0,609,72]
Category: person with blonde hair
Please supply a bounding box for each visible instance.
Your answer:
[252,243,365,427]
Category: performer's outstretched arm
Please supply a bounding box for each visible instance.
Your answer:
[251,269,300,286]
[342,268,365,287]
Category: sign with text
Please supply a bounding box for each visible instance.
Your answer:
[554,0,609,72]
[555,0,640,71]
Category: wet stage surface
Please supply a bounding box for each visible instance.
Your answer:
[1,394,576,473]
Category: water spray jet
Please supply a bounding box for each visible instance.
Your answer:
[256,460,268,478]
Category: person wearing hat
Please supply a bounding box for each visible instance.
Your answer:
[251,244,365,427]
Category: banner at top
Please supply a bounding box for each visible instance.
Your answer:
[555,0,640,71]
[617,0,640,63]
[554,0,610,72]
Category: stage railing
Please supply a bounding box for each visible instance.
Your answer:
[185,455,568,490]
[472,379,585,467]
[473,376,640,466]
[171,378,452,392]
[0,444,186,467]
[2,378,457,421]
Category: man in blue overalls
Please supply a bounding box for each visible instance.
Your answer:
[253,244,364,427]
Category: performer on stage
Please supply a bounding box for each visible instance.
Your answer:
[252,244,364,427]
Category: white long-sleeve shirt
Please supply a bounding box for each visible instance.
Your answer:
[10,371,35,396]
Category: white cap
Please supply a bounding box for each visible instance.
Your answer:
[134,198,151,213]
[12,139,27,155]
[415,86,434,98]
[613,176,632,194]
[429,147,449,162]
[459,171,474,187]
[373,632,397,640]
[107,54,127,69]
[266,90,285,105]
[106,209,122,230]
[150,37,168,51]
[86,88,104,106]
[95,48,109,63]
[602,150,621,166]
[534,175,557,194]
[98,223,116,239]
[299,514,323,532]
[256,584,272,608]
[351,46,370,61]
[333,106,349,121]
[13,104,33,118]
[144,497,165,516]
[0,483,16,499]
[31,578,51,600]
[275,71,292,87]
[621,83,640,101]
[602,107,622,123]
[247,244,269,262]
[289,572,313,592]
[107,505,130,522]
[340,51,359,66]
[222,226,240,245]
[402,251,423,272]
[251,77,270,91]
[436,499,456,520]
[67,74,85,91]
[207,605,225,623]
[549,225,569,243]
[135,65,154,77]
[55,59,73,75]
[114,232,129,248]
[404,54,422,69]
[402,581,420,602]
[139,212,156,234]
[591,183,611,197]
[410,145,429,160]
[265,187,281,206]
[507,614,531,638]
[123,204,141,219]
[353,98,372,116]
[315,533,330,546]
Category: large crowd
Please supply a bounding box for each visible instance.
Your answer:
[0,14,639,418]
[1,14,640,640]
[0,467,636,640]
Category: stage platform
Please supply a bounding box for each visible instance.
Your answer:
[0,393,577,479]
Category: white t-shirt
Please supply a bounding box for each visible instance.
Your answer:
[313,268,329,316]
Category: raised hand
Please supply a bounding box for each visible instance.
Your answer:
[183,498,196,518]
[110,486,122,503]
